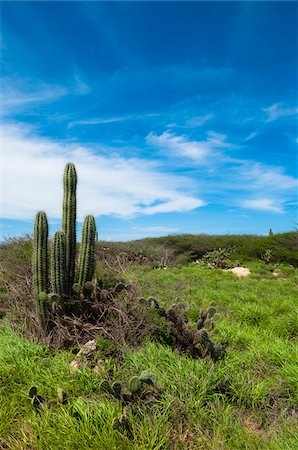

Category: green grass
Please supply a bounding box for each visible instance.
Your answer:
[1,261,297,449]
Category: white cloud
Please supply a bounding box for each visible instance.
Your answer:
[185,114,214,128]
[167,113,214,129]
[0,123,204,221]
[0,73,90,118]
[206,131,237,149]
[69,116,131,126]
[132,226,179,233]
[147,131,209,162]
[69,113,159,127]
[242,198,284,214]
[0,77,67,114]
[73,74,91,95]
[142,197,205,215]
[146,130,236,164]
[244,131,258,141]
[147,129,297,214]
[239,162,297,192]
[263,103,298,123]
[224,162,297,214]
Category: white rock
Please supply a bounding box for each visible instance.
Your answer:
[227,267,251,277]
[77,339,97,356]
[70,359,80,370]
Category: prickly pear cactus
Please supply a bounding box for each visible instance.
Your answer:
[198,328,209,347]
[129,376,142,394]
[112,382,122,398]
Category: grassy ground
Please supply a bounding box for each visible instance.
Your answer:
[0,261,297,449]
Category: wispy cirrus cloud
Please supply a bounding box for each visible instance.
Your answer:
[147,129,297,214]
[263,102,298,123]
[234,164,297,214]
[241,198,284,214]
[0,123,204,221]
[167,113,214,129]
[69,113,159,127]
[146,130,237,164]
[238,162,297,192]
[0,78,67,114]
[73,73,91,95]
[131,225,179,234]
[244,130,258,141]
[0,73,91,117]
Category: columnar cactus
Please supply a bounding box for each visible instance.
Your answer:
[32,163,97,329]
[33,211,49,296]
[51,231,67,297]
[62,163,77,294]
[33,211,49,322]
[77,215,96,287]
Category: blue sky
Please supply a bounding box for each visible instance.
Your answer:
[1,1,297,241]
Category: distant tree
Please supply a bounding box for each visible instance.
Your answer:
[269,228,273,237]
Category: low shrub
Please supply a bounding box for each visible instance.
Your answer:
[199,247,236,269]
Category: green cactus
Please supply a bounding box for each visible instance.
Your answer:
[48,293,61,314]
[204,318,213,331]
[62,162,77,294]
[167,307,178,323]
[51,231,67,297]
[100,380,112,394]
[33,211,48,296]
[112,382,122,398]
[48,293,61,304]
[32,163,97,324]
[129,376,142,394]
[37,292,49,321]
[72,283,82,295]
[207,306,217,318]
[139,371,155,385]
[33,211,49,322]
[198,328,209,347]
[78,215,96,286]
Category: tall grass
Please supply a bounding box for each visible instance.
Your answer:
[1,257,297,449]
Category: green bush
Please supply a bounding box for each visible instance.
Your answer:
[132,232,298,266]
[200,247,236,269]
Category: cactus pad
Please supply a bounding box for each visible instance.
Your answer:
[112,381,122,398]
[99,380,112,394]
[139,371,155,385]
[129,376,142,394]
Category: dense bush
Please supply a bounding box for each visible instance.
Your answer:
[199,247,236,269]
[97,231,298,267]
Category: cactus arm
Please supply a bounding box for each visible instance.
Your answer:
[78,215,96,286]
[51,231,67,297]
[62,162,77,294]
[33,211,48,297]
